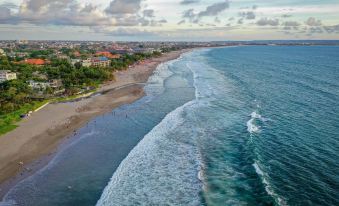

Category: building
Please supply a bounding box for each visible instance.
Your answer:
[28,79,62,90]
[23,59,46,65]
[0,70,17,83]
[28,80,50,90]
[71,59,81,66]
[95,51,120,59]
[56,54,70,61]
[91,57,111,68]
[0,49,5,56]
[49,79,63,88]
[82,59,92,67]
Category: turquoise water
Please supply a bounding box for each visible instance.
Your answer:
[2,46,339,206]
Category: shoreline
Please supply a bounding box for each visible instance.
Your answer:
[0,49,190,199]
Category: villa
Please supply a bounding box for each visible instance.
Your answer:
[0,70,17,83]
[22,58,46,65]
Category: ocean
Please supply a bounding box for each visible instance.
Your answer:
[1,46,339,206]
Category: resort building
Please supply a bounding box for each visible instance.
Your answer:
[22,58,46,65]
[28,80,50,90]
[95,51,120,59]
[0,49,5,56]
[49,79,63,88]
[71,59,81,66]
[82,59,92,67]
[90,57,111,68]
[0,70,17,83]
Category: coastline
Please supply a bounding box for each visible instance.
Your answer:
[0,49,190,198]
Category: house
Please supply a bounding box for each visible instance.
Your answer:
[71,59,81,66]
[49,79,63,88]
[32,71,48,80]
[23,59,46,65]
[95,51,120,59]
[0,70,17,83]
[56,54,70,60]
[81,59,92,67]
[91,57,111,68]
[73,51,81,57]
[28,80,50,90]
[0,49,5,56]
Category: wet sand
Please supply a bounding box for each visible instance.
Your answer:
[0,49,189,198]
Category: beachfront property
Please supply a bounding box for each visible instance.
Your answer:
[49,79,63,89]
[0,48,5,56]
[91,57,111,67]
[81,57,111,68]
[28,79,63,90]
[56,54,70,60]
[22,58,46,65]
[71,58,81,66]
[95,51,121,59]
[0,70,17,83]
[82,59,92,67]
[28,80,51,90]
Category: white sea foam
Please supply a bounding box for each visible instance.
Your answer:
[247,111,265,134]
[97,99,202,206]
[253,161,288,206]
[97,49,238,205]
[144,55,184,97]
[97,52,205,206]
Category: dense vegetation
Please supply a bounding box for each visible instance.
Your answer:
[0,50,164,134]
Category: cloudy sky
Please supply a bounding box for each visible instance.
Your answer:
[0,0,338,41]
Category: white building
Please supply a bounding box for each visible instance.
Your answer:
[28,80,50,90]
[0,49,5,56]
[81,59,92,67]
[0,70,17,83]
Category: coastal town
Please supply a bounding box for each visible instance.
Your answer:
[1,39,338,136]
[0,41,207,135]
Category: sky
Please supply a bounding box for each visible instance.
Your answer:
[0,0,338,41]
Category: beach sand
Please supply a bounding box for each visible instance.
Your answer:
[0,49,188,197]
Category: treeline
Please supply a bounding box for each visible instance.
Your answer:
[0,51,163,114]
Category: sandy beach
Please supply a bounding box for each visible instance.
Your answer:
[0,49,188,197]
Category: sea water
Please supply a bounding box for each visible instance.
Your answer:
[2,46,339,206]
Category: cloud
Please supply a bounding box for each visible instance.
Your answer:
[214,17,221,23]
[198,1,229,17]
[0,6,11,20]
[143,9,155,18]
[98,27,155,36]
[0,2,18,9]
[0,0,167,28]
[323,24,339,33]
[105,0,142,15]
[256,18,279,26]
[177,20,185,25]
[180,0,200,5]
[181,1,229,24]
[282,21,301,30]
[282,14,292,18]
[283,21,300,27]
[182,8,196,22]
[239,11,256,20]
[0,0,115,26]
[309,27,323,34]
[305,17,322,26]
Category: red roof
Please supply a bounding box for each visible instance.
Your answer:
[24,59,45,65]
[95,51,120,59]
[73,51,81,57]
